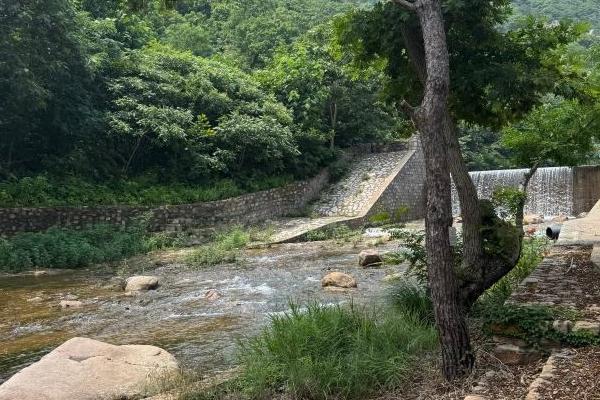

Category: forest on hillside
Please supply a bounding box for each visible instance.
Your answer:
[513,0,600,30]
[1,0,599,207]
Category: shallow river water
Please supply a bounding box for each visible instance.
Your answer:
[0,240,406,383]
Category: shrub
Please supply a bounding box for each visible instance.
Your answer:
[235,303,438,400]
[0,175,294,207]
[186,227,251,267]
[0,222,181,272]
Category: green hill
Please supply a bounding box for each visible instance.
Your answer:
[512,0,600,30]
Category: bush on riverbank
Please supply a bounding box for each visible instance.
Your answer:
[185,226,277,267]
[183,304,437,400]
[0,222,181,273]
[0,175,294,208]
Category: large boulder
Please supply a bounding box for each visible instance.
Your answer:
[523,214,544,225]
[125,275,159,292]
[358,249,383,267]
[0,337,178,400]
[321,272,357,288]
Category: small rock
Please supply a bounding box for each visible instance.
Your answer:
[494,344,541,365]
[358,249,383,267]
[551,214,568,223]
[125,276,159,292]
[523,277,539,290]
[60,300,83,309]
[26,297,43,303]
[472,385,486,393]
[204,289,221,301]
[484,371,496,379]
[321,272,357,289]
[572,321,600,335]
[523,214,544,225]
[552,320,573,334]
[33,270,48,277]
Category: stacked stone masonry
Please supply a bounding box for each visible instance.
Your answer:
[493,244,600,365]
[0,169,330,235]
[0,140,424,237]
[312,151,411,217]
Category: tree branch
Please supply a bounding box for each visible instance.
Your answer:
[400,99,418,120]
[391,0,418,11]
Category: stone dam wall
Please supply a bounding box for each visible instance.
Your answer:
[0,170,330,236]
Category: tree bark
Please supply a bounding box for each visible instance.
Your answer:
[397,0,474,379]
[400,22,484,289]
[330,99,338,150]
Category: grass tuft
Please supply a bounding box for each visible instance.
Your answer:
[235,303,438,400]
[389,279,434,325]
[186,227,251,267]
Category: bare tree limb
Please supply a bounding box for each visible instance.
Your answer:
[399,99,418,119]
[391,0,418,11]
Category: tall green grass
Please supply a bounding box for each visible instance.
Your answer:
[186,304,438,400]
[186,227,251,267]
[389,280,434,325]
[303,224,361,242]
[0,223,181,272]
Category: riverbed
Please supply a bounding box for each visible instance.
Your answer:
[0,239,407,383]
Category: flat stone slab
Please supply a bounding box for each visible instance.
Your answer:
[557,199,600,244]
[0,337,178,400]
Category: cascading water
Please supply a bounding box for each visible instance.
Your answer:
[452,166,574,217]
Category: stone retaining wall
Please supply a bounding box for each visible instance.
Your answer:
[0,169,330,235]
[573,165,600,215]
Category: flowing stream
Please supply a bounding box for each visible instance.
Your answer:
[452,166,574,217]
[0,240,405,383]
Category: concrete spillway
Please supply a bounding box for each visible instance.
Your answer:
[452,166,574,217]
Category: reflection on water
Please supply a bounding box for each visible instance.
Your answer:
[0,240,405,382]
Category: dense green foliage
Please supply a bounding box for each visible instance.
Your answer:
[3,0,600,205]
[512,0,600,30]
[0,175,291,207]
[337,0,600,171]
[0,0,398,207]
[0,221,180,272]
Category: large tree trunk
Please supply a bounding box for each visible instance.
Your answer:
[397,0,474,379]
[400,22,484,294]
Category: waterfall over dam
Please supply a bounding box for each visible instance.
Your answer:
[452,166,574,217]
